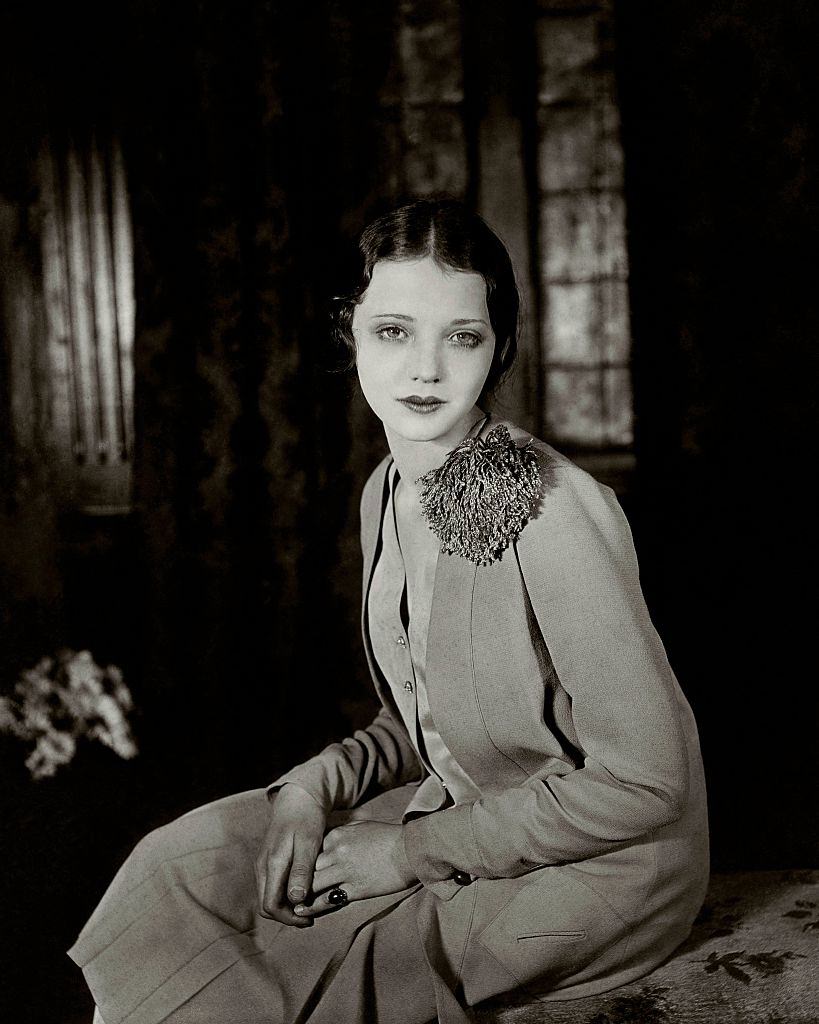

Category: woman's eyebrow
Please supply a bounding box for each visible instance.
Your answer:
[368,314,489,327]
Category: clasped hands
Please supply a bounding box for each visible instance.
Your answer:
[256,784,418,927]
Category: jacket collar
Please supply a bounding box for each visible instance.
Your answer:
[361,454,391,596]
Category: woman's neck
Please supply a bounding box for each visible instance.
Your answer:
[384,407,486,504]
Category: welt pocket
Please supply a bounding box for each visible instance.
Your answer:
[477,866,630,987]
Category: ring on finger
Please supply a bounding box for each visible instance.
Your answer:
[327,887,349,907]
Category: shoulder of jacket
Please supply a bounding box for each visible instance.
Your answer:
[489,422,630,560]
[489,415,614,511]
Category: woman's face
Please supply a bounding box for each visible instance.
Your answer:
[352,256,496,446]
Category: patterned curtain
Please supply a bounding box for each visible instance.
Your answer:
[123,1,401,795]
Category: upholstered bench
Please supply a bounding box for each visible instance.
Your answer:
[476,870,818,1024]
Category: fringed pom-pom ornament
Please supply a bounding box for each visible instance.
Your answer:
[416,425,542,565]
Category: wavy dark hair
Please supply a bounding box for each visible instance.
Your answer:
[332,198,520,403]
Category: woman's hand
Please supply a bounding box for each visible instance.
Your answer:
[256,784,327,927]
[292,820,419,919]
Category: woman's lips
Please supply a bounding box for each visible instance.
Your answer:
[397,396,446,415]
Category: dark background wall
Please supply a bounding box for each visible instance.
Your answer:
[0,2,817,1021]
[616,0,819,874]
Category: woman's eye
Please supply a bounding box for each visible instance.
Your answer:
[450,331,482,348]
[376,325,407,342]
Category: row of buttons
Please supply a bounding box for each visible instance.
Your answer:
[393,631,464,884]
[398,636,412,695]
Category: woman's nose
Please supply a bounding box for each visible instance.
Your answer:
[408,338,441,384]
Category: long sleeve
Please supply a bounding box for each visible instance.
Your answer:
[266,706,423,812]
[403,458,691,887]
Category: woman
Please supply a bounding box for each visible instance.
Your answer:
[69,199,709,1024]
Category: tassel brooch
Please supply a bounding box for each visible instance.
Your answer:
[416,424,542,565]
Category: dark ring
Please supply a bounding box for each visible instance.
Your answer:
[327,887,349,907]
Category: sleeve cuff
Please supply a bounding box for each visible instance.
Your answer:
[401,802,485,901]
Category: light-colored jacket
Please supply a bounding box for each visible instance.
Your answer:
[272,419,709,1017]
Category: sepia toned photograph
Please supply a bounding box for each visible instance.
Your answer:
[1,2,817,1022]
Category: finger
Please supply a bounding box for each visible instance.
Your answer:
[261,844,312,927]
[286,835,321,905]
[310,863,346,897]
[313,850,335,875]
[261,855,298,922]
[319,825,345,852]
[262,881,312,926]
[294,886,354,920]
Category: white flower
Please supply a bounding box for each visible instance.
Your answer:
[1,649,138,779]
[66,650,103,697]
[0,697,27,739]
[91,722,137,760]
[25,730,76,780]
[17,670,50,700]
[20,704,51,736]
[109,672,133,712]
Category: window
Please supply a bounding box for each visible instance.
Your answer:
[536,1,633,452]
[39,136,135,513]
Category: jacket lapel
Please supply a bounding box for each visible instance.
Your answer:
[360,457,401,714]
[360,457,391,592]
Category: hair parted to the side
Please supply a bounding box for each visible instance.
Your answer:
[332,198,520,403]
